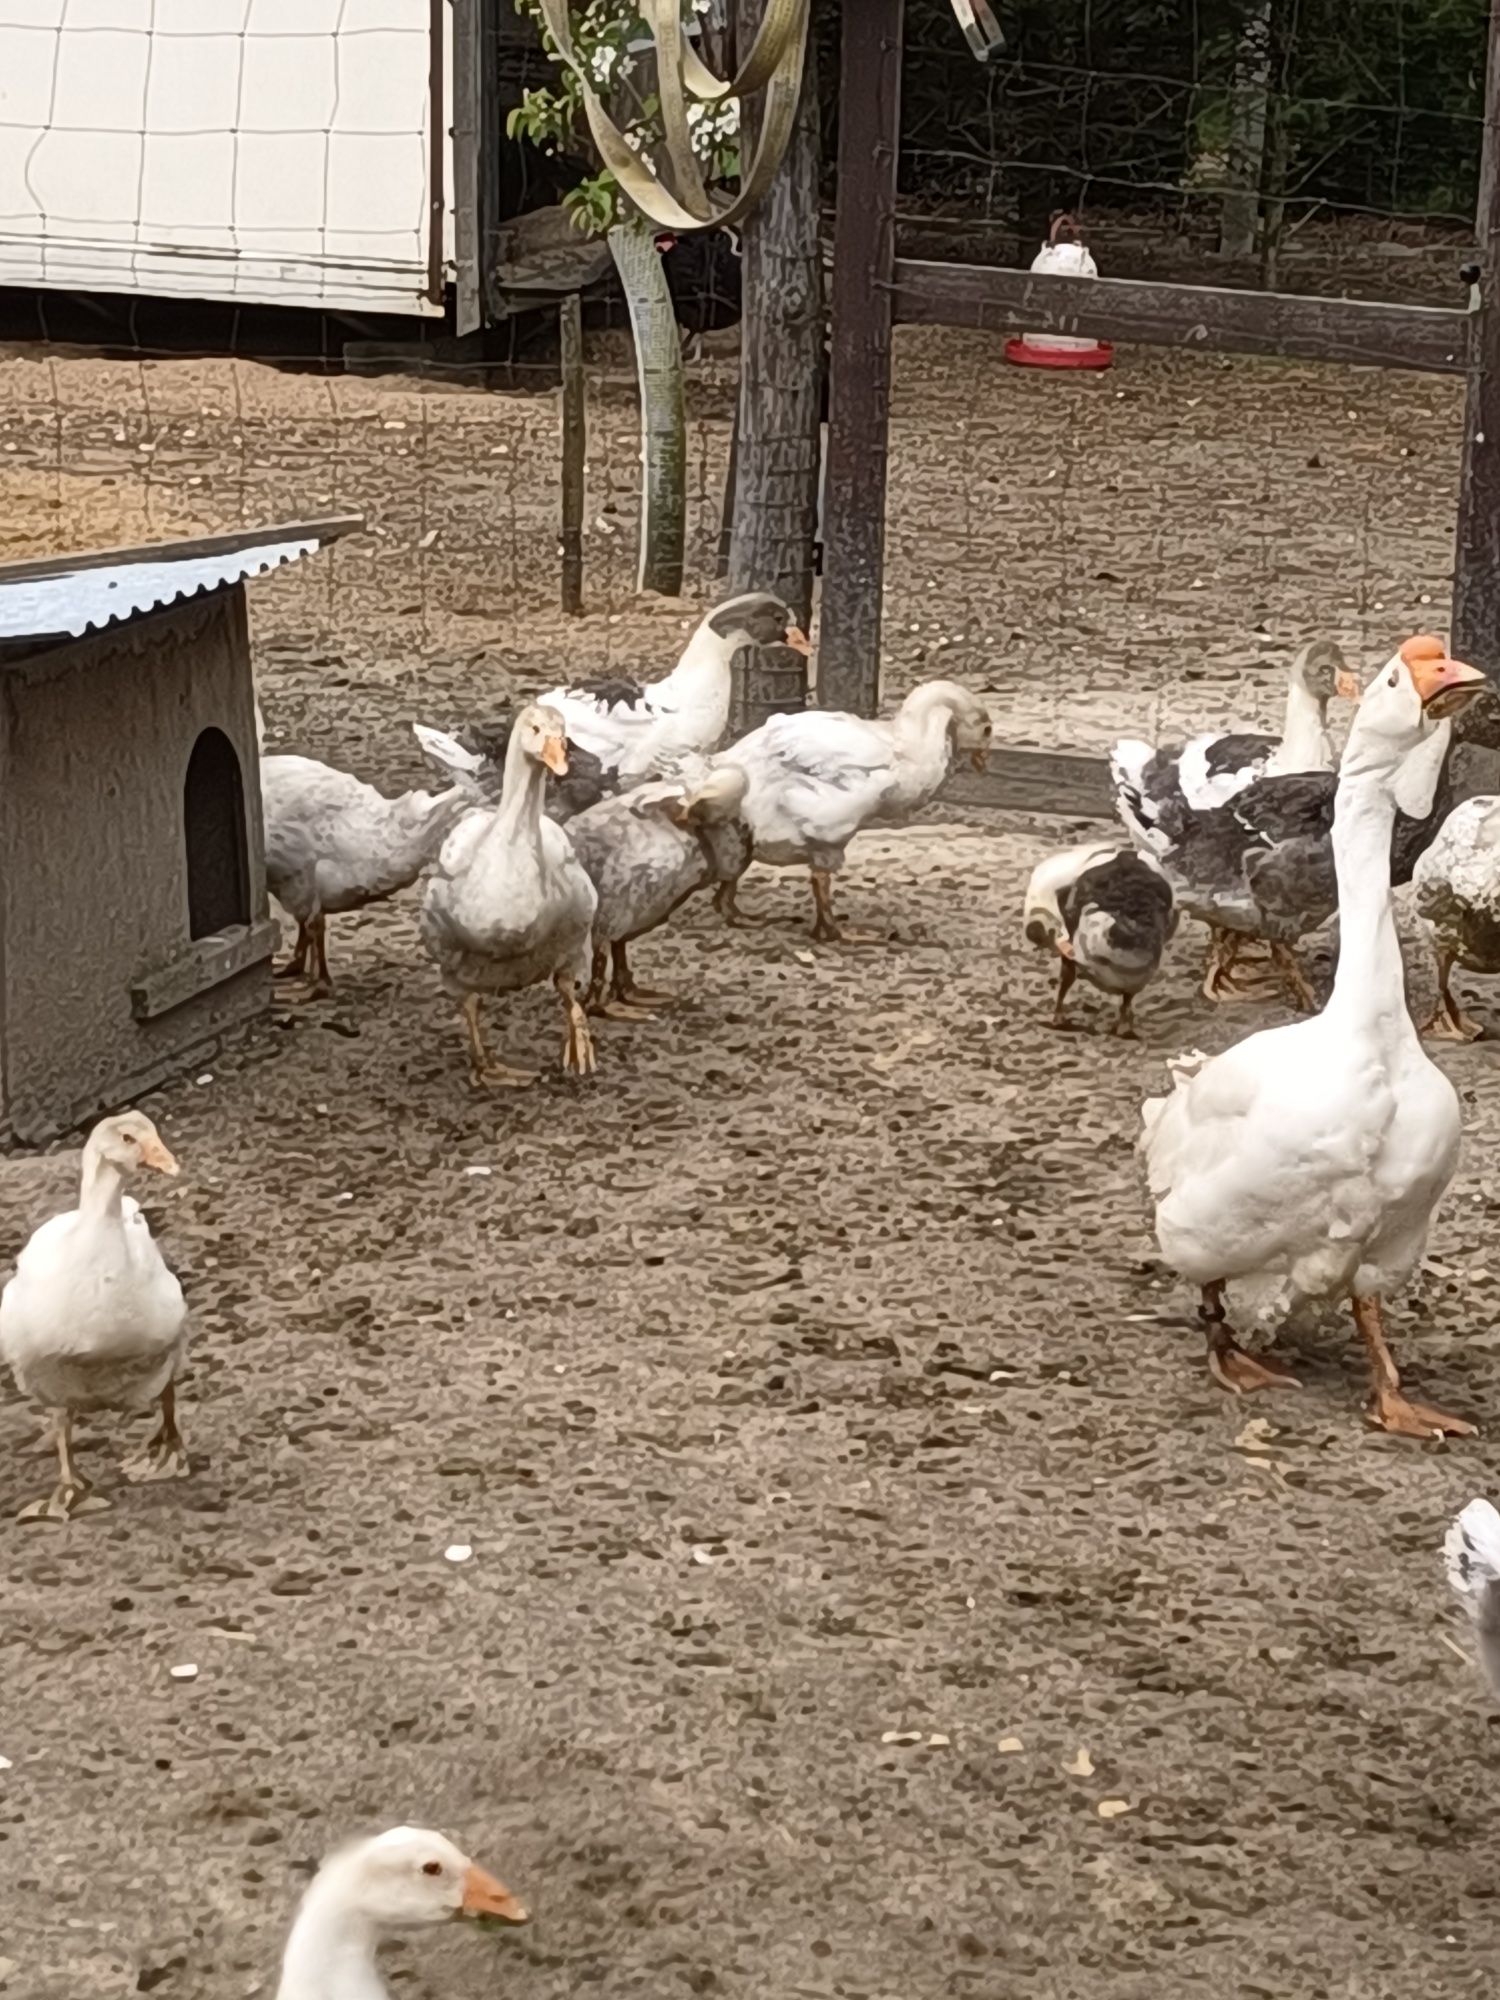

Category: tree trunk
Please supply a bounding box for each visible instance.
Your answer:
[609,222,686,597]
[727,0,822,728]
[1219,0,1272,260]
[1256,0,1293,291]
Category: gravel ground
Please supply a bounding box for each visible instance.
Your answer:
[2,335,1499,2000]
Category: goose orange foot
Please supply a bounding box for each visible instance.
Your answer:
[1366,1387,1477,1440]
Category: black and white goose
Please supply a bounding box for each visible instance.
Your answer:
[1024,841,1175,1038]
[1116,638,1470,1007]
[1111,638,1358,839]
[448,593,808,822]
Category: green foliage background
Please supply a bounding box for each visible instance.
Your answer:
[891,0,1489,225]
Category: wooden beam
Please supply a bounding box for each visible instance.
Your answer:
[892,260,1470,376]
[818,0,903,716]
[1454,0,1500,673]
[941,748,1113,820]
[559,293,585,617]
[452,0,482,335]
[427,0,446,308]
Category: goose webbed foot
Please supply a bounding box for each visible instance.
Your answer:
[1269,942,1318,1013]
[461,994,538,1090]
[1049,951,1079,1031]
[1423,958,1485,1040]
[275,917,333,997]
[713,881,770,929]
[1201,930,1277,1003]
[1200,1284,1302,1394]
[1110,994,1140,1041]
[809,869,882,946]
[122,1385,191,1484]
[1354,1294,1476,1438]
[609,943,675,1015]
[19,1411,112,1522]
[1368,1387,1478,1439]
[555,971,597,1077]
[19,1483,112,1523]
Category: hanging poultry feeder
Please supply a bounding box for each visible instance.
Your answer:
[1006,214,1114,371]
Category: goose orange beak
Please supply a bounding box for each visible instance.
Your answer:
[141,1136,180,1177]
[1401,637,1487,718]
[785,625,813,657]
[540,736,569,778]
[1335,668,1362,702]
[461,1862,529,1925]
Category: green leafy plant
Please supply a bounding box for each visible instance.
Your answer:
[507,0,742,236]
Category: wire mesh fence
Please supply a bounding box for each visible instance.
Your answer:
[0,0,1484,786]
[895,0,1485,302]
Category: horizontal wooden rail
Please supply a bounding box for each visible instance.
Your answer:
[891,260,1472,376]
[941,747,1113,819]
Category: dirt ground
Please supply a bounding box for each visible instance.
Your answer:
[3,333,1500,1999]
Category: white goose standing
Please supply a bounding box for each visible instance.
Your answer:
[0,1112,187,1519]
[275,1825,527,2000]
[419,703,598,1086]
[717,679,993,942]
[1141,636,1487,1436]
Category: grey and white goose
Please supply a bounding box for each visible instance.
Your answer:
[446,592,809,823]
[1025,841,1175,1038]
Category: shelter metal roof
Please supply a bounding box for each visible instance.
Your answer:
[0,516,364,646]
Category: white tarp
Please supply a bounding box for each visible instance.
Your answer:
[0,0,451,316]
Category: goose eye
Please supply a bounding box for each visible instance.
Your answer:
[1388,670,1399,686]
[422,1861,443,1877]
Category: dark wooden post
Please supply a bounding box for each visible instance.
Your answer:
[726,0,822,734]
[819,0,903,717]
[559,292,585,616]
[1453,0,1500,675]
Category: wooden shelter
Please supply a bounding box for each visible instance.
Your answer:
[0,518,359,1144]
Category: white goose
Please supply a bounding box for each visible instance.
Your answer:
[0,1112,187,1520]
[261,732,477,997]
[1444,1498,1500,1697]
[275,1825,527,2000]
[449,593,810,819]
[716,679,993,942]
[1140,636,1486,1436]
[419,703,598,1086]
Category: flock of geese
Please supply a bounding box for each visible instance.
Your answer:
[6,600,1500,1995]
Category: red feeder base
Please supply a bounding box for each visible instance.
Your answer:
[1005,337,1114,371]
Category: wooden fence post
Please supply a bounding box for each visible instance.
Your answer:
[559,292,585,617]
[817,0,903,717]
[727,0,822,734]
[1454,0,1500,678]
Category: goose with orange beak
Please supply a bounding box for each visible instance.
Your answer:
[1141,636,1488,1437]
[419,702,600,1085]
[0,1111,189,1520]
[276,1825,528,1999]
